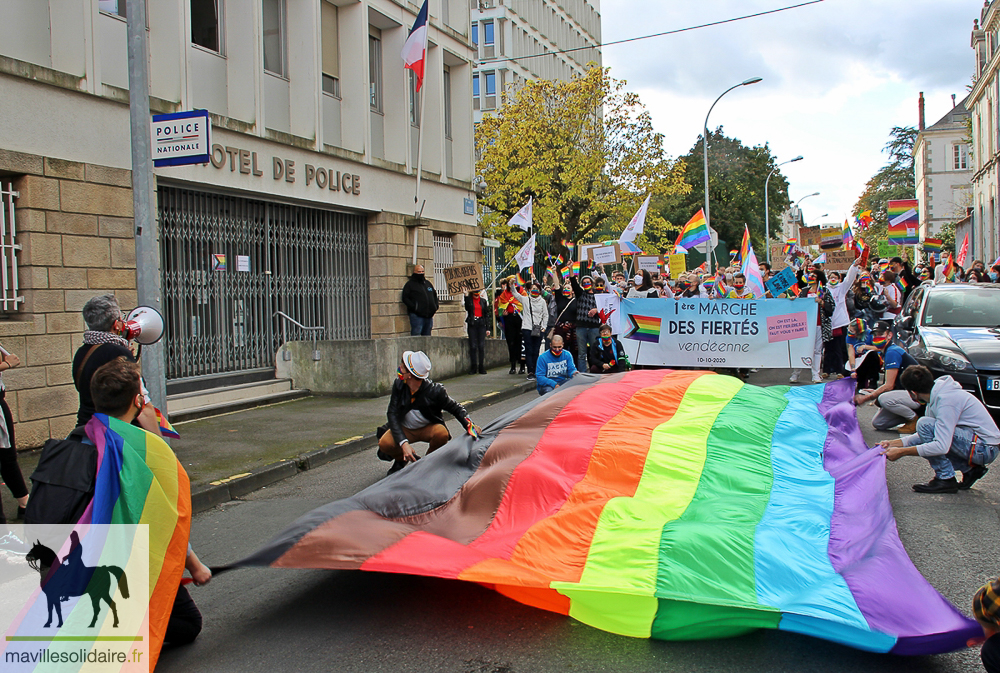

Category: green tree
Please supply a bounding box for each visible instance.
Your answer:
[476,66,689,259]
[852,126,918,245]
[655,128,791,260]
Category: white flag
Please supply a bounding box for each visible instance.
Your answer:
[514,234,536,270]
[618,195,650,244]
[508,198,533,231]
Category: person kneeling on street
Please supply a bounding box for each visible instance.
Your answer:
[853,321,920,433]
[879,365,1000,494]
[588,324,627,374]
[377,350,478,476]
[536,335,577,395]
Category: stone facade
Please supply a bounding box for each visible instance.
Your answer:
[368,212,481,339]
[0,149,136,448]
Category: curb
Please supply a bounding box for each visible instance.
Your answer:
[190,379,536,514]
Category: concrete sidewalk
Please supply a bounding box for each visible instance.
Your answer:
[1,367,536,519]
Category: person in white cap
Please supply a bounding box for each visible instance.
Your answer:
[376,350,478,475]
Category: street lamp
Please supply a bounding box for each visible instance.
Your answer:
[788,192,819,245]
[810,213,829,226]
[764,155,803,263]
[703,77,763,272]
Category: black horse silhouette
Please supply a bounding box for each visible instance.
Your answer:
[25,533,129,629]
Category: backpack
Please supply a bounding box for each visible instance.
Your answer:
[868,294,888,314]
[24,427,96,525]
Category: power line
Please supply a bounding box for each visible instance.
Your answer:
[476,1,826,66]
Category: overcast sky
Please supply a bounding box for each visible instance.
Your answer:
[600,0,978,229]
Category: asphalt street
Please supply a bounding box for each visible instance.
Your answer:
[158,371,1000,673]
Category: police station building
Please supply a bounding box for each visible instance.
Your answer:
[0,0,479,446]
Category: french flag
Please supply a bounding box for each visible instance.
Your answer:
[401,0,429,92]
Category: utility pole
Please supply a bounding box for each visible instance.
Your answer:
[126,0,166,410]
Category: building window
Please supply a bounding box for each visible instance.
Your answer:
[191,0,222,53]
[483,20,495,58]
[262,0,286,76]
[0,182,24,312]
[954,144,969,170]
[99,0,126,17]
[472,73,480,111]
[471,22,478,47]
[369,32,382,112]
[321,1,340,97]
[433,234,455,300]
[484,71,496,109]
[409,71,420,127]
[443,67,453,139]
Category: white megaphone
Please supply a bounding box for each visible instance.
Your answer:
[120,306,165,345]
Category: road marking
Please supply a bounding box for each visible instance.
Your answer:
[209,472,252,486]
[335,435,363,445]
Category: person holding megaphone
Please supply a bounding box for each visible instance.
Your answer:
[72,294,164,436]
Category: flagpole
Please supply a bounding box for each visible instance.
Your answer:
[410,10,429,264]
[411,81,426,265]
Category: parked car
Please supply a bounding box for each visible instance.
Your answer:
[893,282,1000,418]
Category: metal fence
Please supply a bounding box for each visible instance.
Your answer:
[0,182,23,312]
[158,186,369,381]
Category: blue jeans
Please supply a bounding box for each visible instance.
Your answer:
[408,313,433,336]
[538,384,555,396]
[916,417,1000,480]
[575,326,599,372]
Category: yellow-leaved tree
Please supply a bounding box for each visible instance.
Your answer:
[476,66,689,259]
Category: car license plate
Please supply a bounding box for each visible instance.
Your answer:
[989,378,1000,392]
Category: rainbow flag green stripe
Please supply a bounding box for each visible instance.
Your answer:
[235,371,981,655]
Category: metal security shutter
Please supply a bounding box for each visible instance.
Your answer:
[158,186,369,380]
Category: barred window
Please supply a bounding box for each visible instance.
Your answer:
[433,234,455,300]
[0,181,24,312]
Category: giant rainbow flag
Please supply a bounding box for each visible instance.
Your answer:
[228,372,979,655]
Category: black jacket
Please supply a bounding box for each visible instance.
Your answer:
[897,262,920,302]
[569,277,599,327]
[589,337,628,373]
[386,378,468,448]
[402,273,439,318]
[464,294,489,325]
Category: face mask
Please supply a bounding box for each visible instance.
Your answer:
[872,334,890,349]
[733,283,745,291]
[991,273,998,282]
[668,281,676,287]
[829,279,840,286]
[563,289,572,297]
[677,281,689,289]
[530,289,541,297]
[581,282,593,291]
[414,273,424,281]
[397,365,408,381]
[601,335,612,344]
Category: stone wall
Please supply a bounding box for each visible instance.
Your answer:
[277,336,510,396]
[368,212,482,339]
[0,149,135,447]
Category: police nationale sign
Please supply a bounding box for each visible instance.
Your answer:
[151,110,211,167]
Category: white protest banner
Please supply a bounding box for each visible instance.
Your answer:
[508,198,533,231]
[579,243,601,263]
[594,293,622,335]
[619,298,818,368]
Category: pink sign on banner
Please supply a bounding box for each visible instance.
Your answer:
[767,312,810,343]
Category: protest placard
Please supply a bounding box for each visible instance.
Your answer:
[636,255,663,273]
[668,254,686,277]
[442,263,483,295]
[823,249,857,271]
[765,266,796,297]
[590,243,621,265]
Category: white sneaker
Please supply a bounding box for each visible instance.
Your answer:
[811,376,823,384]
[789,371,799,383]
